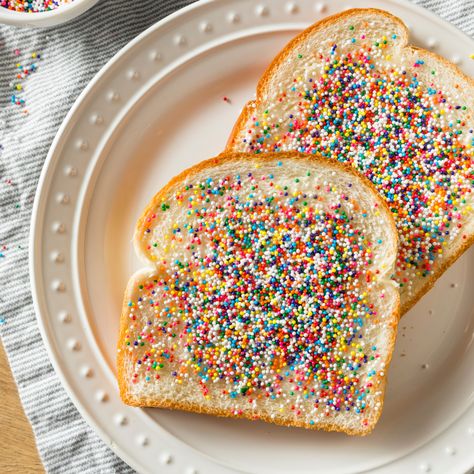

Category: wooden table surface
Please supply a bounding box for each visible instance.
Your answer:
[0,341,44,473]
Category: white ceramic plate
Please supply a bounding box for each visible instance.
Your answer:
[30,1,474,473]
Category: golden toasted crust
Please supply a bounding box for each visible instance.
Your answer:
[117,269,143,406]
[118,150,400,435]
[225,8,474,315]
[119,369,392,436]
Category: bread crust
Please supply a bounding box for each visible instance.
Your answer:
[225,8,474,315]
[119,378,391,436]
[118,151,400,435]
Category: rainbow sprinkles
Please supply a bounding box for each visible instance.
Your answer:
[229,13,474,312]
[1,0,72,12]
[119,154,399,434]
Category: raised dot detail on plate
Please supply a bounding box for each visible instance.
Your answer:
[255,5,269,17]
[114,414,127,426]
[426,37,437,48]
[186,468,198,474]
[53,222,66,234]
[227,11,240,23]
[419,464,431,473]
[67,339,81,351]
[58,311,71,323]
[451,55,461,65]
[315,2,327,13]
[149,50,162,62]
[65,166,77,177]
[52,280,66,292]
[137,435,149,446]
[174,35,187,46]
[286,2,298,13]
[445,446,456,456]
[450,282,458,288]
[127,70,140,80]
[199,21,212,33]
[421,363,429,370]
[90,113,104,125]
[96,390,109,402]
[57,193,70,205]
[108,91,120,102]
[81,366,93,378]
[76,139,89,151]
[468,426,474,436]
[160,453,172,465]
[51,251,65,263]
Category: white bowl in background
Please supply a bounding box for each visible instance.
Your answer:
[0,0,99,27]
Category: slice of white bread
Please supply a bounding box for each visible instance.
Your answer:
[117,151,399,435]
[226,8,474,314]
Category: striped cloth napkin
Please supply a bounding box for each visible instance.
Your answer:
[0,0,472,472]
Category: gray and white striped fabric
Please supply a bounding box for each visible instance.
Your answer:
[0,1,472,473]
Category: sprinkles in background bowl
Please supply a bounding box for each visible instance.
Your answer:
[0,0,98,26]
[0,0,73,13]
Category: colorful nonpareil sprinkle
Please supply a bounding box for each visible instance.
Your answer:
[123,163,391,424]
[9,50,41,113]
[0,0,72,12]
[234,32,474,301]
